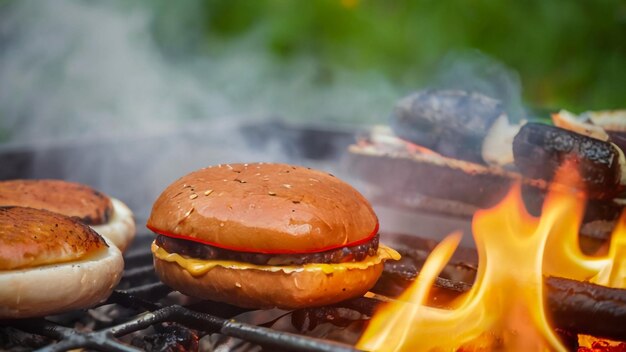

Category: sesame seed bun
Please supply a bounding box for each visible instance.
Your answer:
[0,179,136,251]
[147,163,378,252]
[148,163,400,309]
[0,207,123,318]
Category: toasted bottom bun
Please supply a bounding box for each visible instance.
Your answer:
[0,240,123,319]
[92,198,135,252]
[152,242,399,309]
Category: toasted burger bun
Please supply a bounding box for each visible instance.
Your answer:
[0,207,123,318]
[0,179,136,251]
[149,163,400,309]
[152,242,398,309]
[148,163,378,252]
[91,198,136,252]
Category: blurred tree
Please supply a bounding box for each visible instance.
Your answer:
[174,0,626,112]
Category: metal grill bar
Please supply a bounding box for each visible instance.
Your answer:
[23,305,362,352]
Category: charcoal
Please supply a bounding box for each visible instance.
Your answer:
[132,323,199,352]
[291,306,366,332]
[0,327,51,351]
[513,123,623,199]
[390,90,503,163]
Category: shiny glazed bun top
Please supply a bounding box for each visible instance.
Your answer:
[147,163,378,253]
[0,179,113,225]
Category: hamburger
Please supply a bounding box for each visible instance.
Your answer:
[0,179,136,251]
[148,163,400,309]
[0,206,123,318]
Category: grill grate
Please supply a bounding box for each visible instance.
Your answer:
[1,234,363,352]
[4,231,626,350]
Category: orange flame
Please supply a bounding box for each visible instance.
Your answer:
[358,158,626,351]
[541,162,626,288]
[358,185,566,351]
[594,211,626,287]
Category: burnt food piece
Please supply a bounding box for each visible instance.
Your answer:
[513,123,623,199]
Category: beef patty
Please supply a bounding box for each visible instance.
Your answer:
[156,234,379,266]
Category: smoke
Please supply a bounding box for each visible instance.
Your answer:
[0,0,398,146]
[429,50,526,122]
[0,0,526,231]
[0,0,400,220]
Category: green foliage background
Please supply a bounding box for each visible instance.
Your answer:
[151,0,626,112]
[1,0,624,145]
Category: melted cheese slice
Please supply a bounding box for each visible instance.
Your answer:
[152,241,401,276]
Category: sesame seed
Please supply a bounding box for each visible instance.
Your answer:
[204,190,213,196]
[189,194,198,200]
[282,184,292,189]
[235,282,242,288]
[268,191,276,196]
[226,164,233,170]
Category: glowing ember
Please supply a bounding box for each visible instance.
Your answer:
[404,141,442,157]
[578,335,626,352]
[358,185,566,351]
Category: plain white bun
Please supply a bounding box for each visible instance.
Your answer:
[91,198,136,252]
[0,238,123,319]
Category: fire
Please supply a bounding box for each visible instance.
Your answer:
[358,158,626,351]
[358,185,566,351]
[541,164,626,288]
[594,211,626,288]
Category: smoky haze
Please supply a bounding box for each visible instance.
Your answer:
[0,0,399,220]
[0,0,399,146]
[0,0,524,241]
